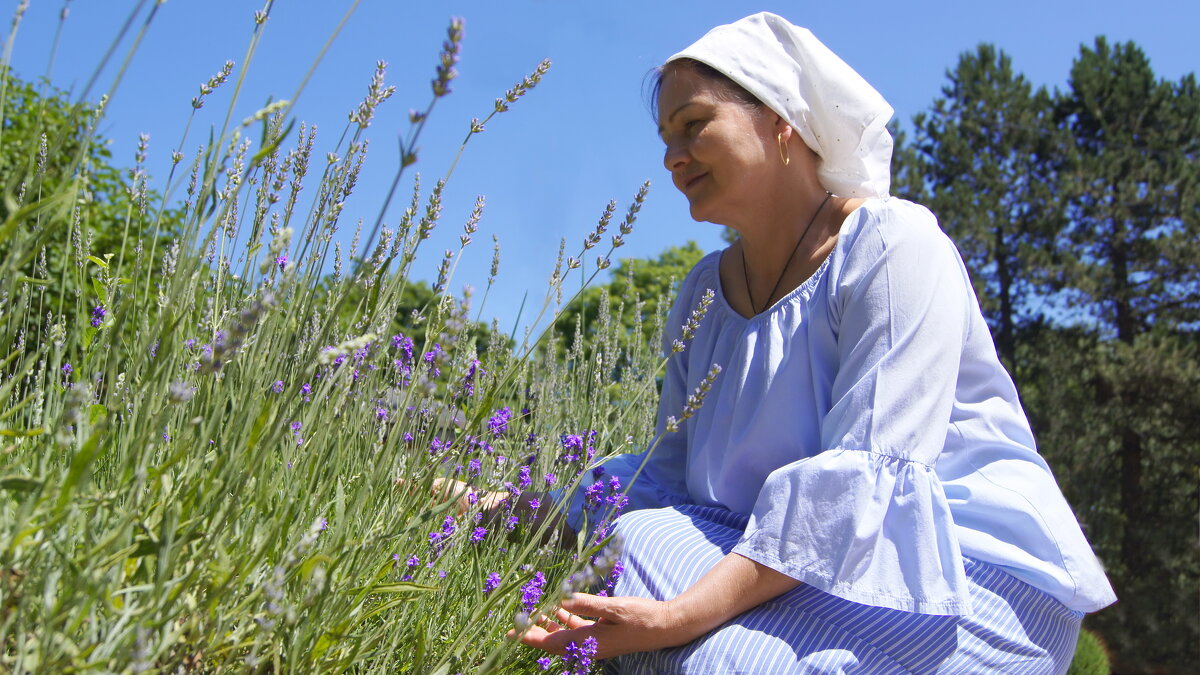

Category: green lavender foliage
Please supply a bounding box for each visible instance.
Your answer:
[0,6,670,673]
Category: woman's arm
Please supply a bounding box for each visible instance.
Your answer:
[516,552,799,659]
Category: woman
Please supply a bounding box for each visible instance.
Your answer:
[514,13,1116,673]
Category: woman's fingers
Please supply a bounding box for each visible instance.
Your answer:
[555,607,594,630]
[430,477,474,514]
[560,592,615,620]
[517,623,594,655]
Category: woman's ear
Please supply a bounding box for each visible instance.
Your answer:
[773,114,793,141]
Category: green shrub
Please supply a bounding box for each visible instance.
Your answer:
[1068,629,1111,675]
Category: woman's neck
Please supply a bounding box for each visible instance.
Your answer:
[722,194,866,317]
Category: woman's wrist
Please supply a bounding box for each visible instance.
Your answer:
[661,597,719,646]
[662,553,802,643]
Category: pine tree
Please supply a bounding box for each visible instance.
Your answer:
[912,44,1061,365]
[1048,38,1200,671]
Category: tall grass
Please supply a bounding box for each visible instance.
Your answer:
[0,4,672,672]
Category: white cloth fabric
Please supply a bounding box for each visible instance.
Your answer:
[668,12,894,199]
[560,198,1117,615]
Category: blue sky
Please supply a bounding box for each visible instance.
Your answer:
[7,1,1197,334]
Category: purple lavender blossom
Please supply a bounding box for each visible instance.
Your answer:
[607,559,625,593]
[90,305,106,327]
[467,458,482,476]
[271,380,285,394]
[300,382,311,401]
[544,472,557,486]
[536,656,552,670]
[391,334,415,375]
[517,465,532,489]
[584,481,607,511]
[483,572,501,594]
[470,526,487,543]
[563,636,599,674]
[519,571,546,612]
[376,406,389,421]
[608,476,627,506]
[560,433,584,462]
[275,254,288,271]
[61,363,72,375]
[488,406,512,438]
[423,343,442,377]
[460,359,482,398]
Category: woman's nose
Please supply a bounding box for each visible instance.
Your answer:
[663,141,690,172]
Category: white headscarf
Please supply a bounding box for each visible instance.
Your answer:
[668,12,894,199]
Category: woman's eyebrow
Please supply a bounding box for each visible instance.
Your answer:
[657,102,699,135]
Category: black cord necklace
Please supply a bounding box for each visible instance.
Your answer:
[741,192,833,315]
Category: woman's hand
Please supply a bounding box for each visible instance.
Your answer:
[396,477,504,516]
[512,592,700,660]
[514,553,801,660]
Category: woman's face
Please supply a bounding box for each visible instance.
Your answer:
[657,67,780,225]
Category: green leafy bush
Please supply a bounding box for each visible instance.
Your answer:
[1068,629,1111,675]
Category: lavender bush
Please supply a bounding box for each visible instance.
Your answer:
[0,4,698,672]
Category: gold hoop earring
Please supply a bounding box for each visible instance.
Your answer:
[777,132,790,166]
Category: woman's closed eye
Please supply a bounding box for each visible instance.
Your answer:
[660,120,704,145]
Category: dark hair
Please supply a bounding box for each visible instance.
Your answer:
[645,58,764,121]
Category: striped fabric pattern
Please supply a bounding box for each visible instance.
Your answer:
[606,505,1083,674]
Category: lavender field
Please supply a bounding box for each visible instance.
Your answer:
[0,5,667,672]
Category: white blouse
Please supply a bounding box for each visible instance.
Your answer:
[560,197,1116,615]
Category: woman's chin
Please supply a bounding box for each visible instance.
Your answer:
[686,200,715,224]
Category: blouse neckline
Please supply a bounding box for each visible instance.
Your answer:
[710,200,872,322]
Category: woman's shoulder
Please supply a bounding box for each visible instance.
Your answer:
[833,197,957,272]
[841,196,945,246]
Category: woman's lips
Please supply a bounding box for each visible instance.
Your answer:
[683,172,708,191]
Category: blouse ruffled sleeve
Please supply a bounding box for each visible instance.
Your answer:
[554,261,711,537]
[731,201,974,615]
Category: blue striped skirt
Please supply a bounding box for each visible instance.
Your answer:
[606,505,1083,674]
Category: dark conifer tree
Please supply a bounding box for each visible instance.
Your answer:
[911,44,1061,366]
